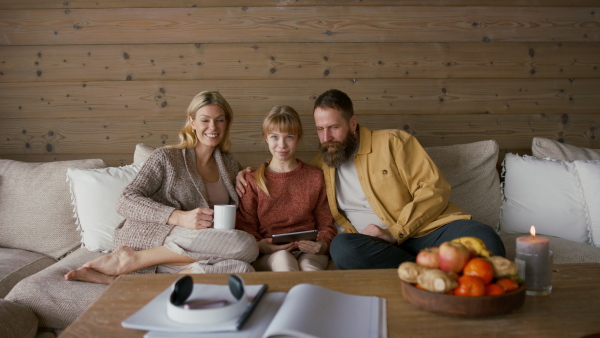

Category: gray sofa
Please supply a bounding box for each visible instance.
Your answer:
[2,139,600,337]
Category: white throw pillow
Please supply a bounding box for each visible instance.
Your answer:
[66,164,142,252]
[500,154,590,244]
[574,160,600,247]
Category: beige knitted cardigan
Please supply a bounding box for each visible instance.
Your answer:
[113,146,242,273]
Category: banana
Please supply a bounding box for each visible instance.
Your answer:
[451,236,492,257]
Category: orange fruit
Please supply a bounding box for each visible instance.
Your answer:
[496,278,520,292]
[462,257,494,285]
[454,275,486,297]
[485,283,506,296]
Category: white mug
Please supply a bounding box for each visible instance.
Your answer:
[213,205,236,230]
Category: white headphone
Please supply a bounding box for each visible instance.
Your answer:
[166,275,250,325]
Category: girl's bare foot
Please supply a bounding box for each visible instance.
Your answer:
[64,267,116,285]
[82,246,139,275]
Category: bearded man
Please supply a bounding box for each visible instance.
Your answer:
[310,89,505,269]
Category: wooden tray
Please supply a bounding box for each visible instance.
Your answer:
[401,281,526,317]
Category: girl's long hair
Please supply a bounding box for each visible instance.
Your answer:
[255,105,303,196]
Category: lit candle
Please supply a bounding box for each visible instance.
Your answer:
[515,225,552,295]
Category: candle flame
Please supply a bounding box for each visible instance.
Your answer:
[530,225,536,237]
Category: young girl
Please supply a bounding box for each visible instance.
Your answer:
[236,105,336,271]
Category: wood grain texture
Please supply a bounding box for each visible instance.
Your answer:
[2,0,599,10]
[2,42,599,82]
[2,113,597,161]
[1,7,598,45]
[1,79,598,119]
[0,2,598,163]
[59,264,600,338]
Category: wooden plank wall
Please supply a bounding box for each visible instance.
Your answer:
[1,0,599,168]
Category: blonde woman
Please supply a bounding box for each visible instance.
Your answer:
[65,91,258,284]
[236,106,336,271]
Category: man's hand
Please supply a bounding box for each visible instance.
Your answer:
[168,208,214,230]
[361,224,396,243]
[298,238,328,255]
[235,167,253,196]
[257,238,297,254]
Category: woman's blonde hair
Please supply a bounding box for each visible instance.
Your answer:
[169,91,234,152]
[255,105,303,196]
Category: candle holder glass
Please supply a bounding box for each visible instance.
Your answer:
[515,250,553,296]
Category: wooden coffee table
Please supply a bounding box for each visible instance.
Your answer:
[60,263,600,337]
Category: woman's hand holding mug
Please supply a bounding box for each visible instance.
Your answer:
[169,208,214,230]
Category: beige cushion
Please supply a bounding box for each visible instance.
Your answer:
[500,233,600,264]
[0,247,56,298]
[425,140,501,229]
[0,159,106,259]
[6,248,107,330]
[133,143,155,164]
[532,137,600,161]
[0,298,38,338]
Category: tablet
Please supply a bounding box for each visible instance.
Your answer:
[271,230,318,244]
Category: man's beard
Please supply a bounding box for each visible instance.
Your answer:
[319,131,358,168]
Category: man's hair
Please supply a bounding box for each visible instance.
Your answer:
[313,89,354,122]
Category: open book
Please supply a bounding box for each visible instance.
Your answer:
[123,282,386,338]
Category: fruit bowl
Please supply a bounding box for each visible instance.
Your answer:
[401,281,526,317]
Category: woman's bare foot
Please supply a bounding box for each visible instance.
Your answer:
[64,267,117,285]
[82,246,139,276]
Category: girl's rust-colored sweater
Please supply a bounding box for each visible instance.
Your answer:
[236,160,336,246]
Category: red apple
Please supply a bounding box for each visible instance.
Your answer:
[438,241,470,273]
[416,247,439,269]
